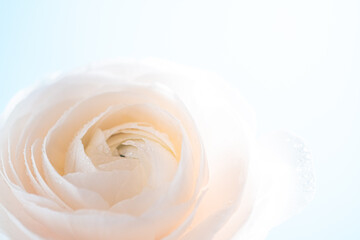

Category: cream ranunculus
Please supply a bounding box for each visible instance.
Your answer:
[0,59,314,240]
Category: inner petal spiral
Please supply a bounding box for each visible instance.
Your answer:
[63,107,180,206]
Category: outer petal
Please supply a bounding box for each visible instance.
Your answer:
[231,132,315,239]
[0,205,40,240]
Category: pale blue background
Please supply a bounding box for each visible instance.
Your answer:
[0,0,359,239]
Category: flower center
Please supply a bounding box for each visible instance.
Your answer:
[63,123,178,205]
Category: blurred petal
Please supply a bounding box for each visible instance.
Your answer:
[233,132,315,239]
[0,205,41,240]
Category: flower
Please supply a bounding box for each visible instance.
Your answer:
[0,59,314,240]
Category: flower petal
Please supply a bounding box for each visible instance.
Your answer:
[233,132,315,239]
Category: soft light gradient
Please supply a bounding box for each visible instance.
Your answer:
[0,0,359,239]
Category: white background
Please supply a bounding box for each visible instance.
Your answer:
[0,0,359,239]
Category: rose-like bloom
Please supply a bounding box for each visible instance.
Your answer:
[0,59,314,240]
